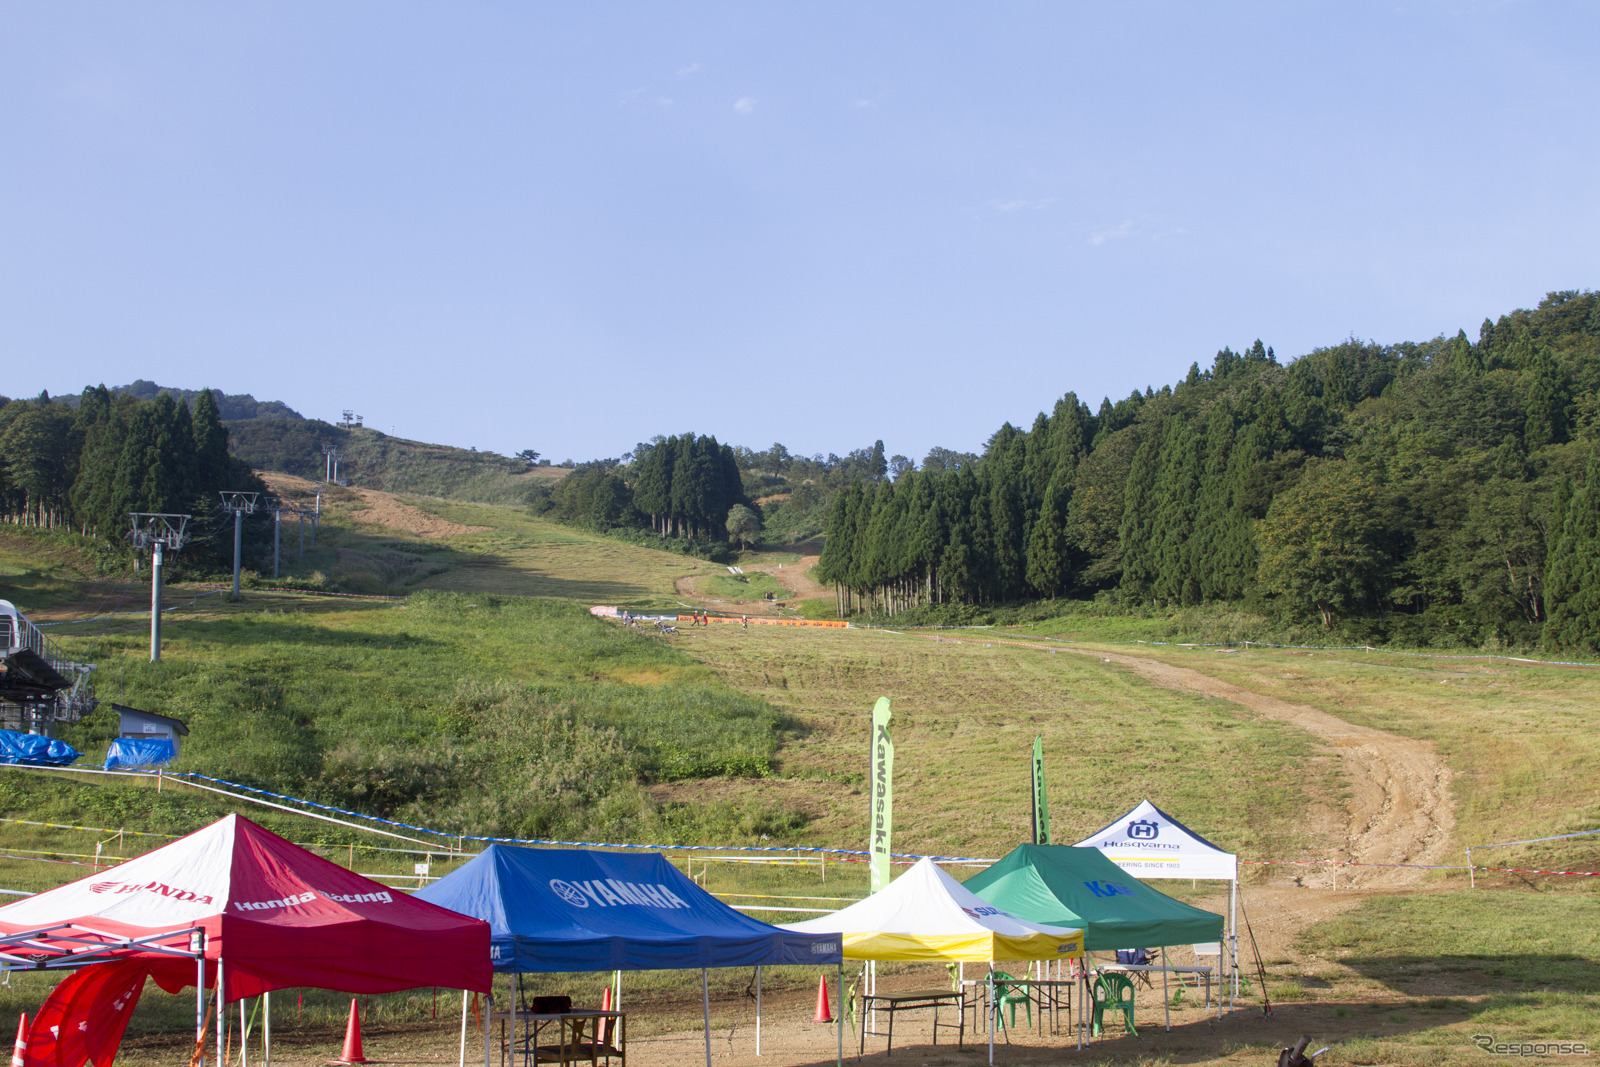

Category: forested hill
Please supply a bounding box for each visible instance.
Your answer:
[34,381,549,506]
[817,290,1600,650]
[50,381,304,421]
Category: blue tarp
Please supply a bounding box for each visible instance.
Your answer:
[0,729,79,766]
[415,845,842,972]
[103,737,176,770]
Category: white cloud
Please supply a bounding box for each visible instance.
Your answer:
[1087,215,1187,246]
[1088,219,1137,245]
[733,97,756,115]
[986,197,1056,213]
[675,63,701,77]
[619,87,674,109]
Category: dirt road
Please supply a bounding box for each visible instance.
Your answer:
[915,632,1455,889]
[1077,648,1456,888]
[674,544,828,617]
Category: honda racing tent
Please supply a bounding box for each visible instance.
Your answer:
[0,814,491,1067]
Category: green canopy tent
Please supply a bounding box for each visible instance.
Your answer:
[965,845,1225,1033]
[965,844,1222,950]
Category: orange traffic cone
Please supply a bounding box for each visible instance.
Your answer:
[11,1013,27,1067]
[328,999,369,1065]
[813,976,833,1024]
[598,986,613,1043]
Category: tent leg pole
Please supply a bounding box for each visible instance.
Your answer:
[702,969,712,1067]
[1230,879,1238,1012]
[835,963,843,1067]
[755,967,761,1057]
[241,1000,248,1067]
[1162,950,1170,1032]
[483,993,492,1067]
[264,991,270,1067]
[216,957,225,1067]
[986,971,994,1067]
[459,990,469,1067]
[196,950,206,1067]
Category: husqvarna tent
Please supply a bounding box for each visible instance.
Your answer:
[782,856,1084,962]
[1073,800,1238,881]
[962,845,1223,950]
[415,844,841,971]
[0,814,491,1067]
[417,845,843,1067]
[1072,800,1240,1003]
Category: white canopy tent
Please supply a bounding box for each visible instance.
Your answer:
[785,858,1084,1062]
[1072,799,1241,1004]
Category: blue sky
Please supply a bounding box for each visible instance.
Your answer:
[4,3,1597,463]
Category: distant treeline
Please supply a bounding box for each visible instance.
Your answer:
[533,434,926,548]
[0,386,267,568]
[817,290,1600,650]
[50,380,304,421]
[226,419,539,506]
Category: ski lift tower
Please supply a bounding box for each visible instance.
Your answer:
[219,492,259,600]
[0,601,97,736]
[129,513,191,662]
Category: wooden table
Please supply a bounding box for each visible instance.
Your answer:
[857,989,966,1056]
[493,1009,626,1067]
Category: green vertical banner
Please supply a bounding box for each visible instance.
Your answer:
[1031,735,1051,845]
[869,697,894,893]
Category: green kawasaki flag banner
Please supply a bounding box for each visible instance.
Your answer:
[869,697,894,893]
[1031,735,1051,845]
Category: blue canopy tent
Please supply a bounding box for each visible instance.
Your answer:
[417,846,844,1067]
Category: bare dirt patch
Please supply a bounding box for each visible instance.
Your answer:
[344,490,490,540]
[674,544,829,617]
[257,472,489,539]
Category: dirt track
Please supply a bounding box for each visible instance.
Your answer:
[675,545,828,616]
[258,472,489,540]
[904,632,1455,890]
[1075,648,1456,889]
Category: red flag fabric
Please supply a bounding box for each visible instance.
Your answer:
[24,961,147,1067]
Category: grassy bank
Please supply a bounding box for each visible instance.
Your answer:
[36,590,799,845]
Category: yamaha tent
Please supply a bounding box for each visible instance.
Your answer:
[416,845,844,1067]
[0,814,492,1067]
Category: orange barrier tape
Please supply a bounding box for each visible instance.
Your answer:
[678,615,848,628]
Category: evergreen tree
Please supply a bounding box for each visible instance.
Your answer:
[1150,417,1204,604]
[191,388,232,493]
[1025,476,1071,597]
[1543,456,1600,651]
[1522,348,1568,449]
[1188,402,1239,599]
[1117,420,1166,599]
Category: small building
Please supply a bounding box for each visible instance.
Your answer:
[113,705,189,758]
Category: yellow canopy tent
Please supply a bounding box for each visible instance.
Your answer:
[784,856,1084,960]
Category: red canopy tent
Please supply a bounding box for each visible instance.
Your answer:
[0,814,491,1067]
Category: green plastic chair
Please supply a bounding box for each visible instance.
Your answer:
[1091,973,1137,1037]
[990,972,1033,1030]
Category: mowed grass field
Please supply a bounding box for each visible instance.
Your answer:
[662,624,1336,867]
[1002,630,1600,874]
